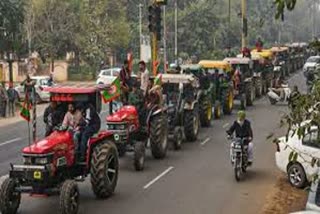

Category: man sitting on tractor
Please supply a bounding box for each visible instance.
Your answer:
[79,103,101,161]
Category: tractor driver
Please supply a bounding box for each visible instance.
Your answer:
[79,103,101,161]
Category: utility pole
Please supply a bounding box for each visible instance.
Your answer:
[312,0,316,38]
[163,5,167,73]
[174,0,178,63]
[139,3,143,60]
[241,0,247,49]
[228,0,231,47]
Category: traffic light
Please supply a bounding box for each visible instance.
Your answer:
[148,5,157,32]
[148,4,162,41]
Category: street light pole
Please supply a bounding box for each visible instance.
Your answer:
[163,5,167,72]
[241,0,247,49]
[174,0,178,63]
[139,3,143,60]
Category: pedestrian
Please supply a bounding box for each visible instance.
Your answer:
[119,60,132,104]
[289,85,301,110]
[1,82,8,117]
[138,60,149,96]
[20,74,35,103]
[0,83,7,118]
[7,82,18,117]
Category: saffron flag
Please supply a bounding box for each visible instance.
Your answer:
[102,77,121,103]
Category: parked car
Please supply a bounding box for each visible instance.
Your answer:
[15,76,53,103]
[275,127,320,188]
[96,68,121,84]
[303,56,320,73]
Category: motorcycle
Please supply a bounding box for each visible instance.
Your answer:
[228,136,250,182]
[267,84,291,105]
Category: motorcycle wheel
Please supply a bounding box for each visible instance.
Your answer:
[234,157,242,182]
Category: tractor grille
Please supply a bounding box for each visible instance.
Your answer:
[106,122,128,131]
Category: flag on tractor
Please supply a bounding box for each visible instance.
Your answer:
[154,74,162,86]
[102,77,121,103]
[20,101,31,121]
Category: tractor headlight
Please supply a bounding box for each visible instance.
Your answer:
[34,157,49,165]
[117,125,125,130]
[23,157,32,165]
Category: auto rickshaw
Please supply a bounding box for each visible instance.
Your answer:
[198,60,234,115]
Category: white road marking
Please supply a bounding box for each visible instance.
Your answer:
[0,138,22,147]
[201,138,210,146]
[223,123,229,129]
[143,166,174,189]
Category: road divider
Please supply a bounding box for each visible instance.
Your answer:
[0,138,22,147]
[143,166,174,190]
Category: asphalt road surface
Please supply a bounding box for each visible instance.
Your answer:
[0,71,306,214]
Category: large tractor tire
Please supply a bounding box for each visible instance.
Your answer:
[184,107,200,142]
[214,101,222,119]
[59,180,79,214]
[246,83,255,106]
[0,178,21,214]
[134,141,145,171]
[200,97,212,127]
[223,90,234,115]
[90,141,119,199]
[255,78,263,98]
[240,94,247,110]
[150,114,168,159]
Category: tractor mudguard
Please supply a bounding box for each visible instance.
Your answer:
[244,77,253,83]
[86,130,115,167]
[184,100,198,110]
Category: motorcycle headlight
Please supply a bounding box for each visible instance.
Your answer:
[34,157,49,165]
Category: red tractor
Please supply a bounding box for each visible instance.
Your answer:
[0,84,119,214]
[106,80,168,171]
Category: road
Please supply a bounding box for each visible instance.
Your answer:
[0,71,306,214]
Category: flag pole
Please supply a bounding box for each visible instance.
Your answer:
[32,87,37,144]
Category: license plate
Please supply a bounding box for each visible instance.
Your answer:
[33,171,42,180]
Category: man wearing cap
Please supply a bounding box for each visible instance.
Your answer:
[138,60,149,96]
[227,111,254,165]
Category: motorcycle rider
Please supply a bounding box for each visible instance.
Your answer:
[227,111,253,165]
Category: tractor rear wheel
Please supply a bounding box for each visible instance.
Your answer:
[0,178,21,214]
[90,141,119,199]
[184,107,199,142]
[200,97,212,127]
[59,180,79,214]
[150,114,168,159]
[134,141,145,171]
[223,90,234,115]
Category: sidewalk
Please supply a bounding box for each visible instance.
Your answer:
[0,103,48,128]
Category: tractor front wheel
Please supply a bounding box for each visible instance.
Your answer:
[223,90,234,115]
[0,178,21,214]
[134,141,146,171]
[150,114,168,159]
[90,141,119,199]
[184,107,200,142]
[200,97,212,127]
[59,180,79,214]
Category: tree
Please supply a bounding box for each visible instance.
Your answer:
[31,0,76,72]
[77,0,130,68]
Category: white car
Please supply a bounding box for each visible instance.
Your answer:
[275,127,320,188]
[303,56,320,72]
[96,68,121,85]
[16,76,53,103]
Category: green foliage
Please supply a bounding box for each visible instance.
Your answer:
[0,0,25,57]
[274,0,297,20]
